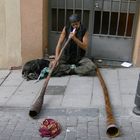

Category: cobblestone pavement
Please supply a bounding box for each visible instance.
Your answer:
[0,107,140,140]
[1,68,140,140]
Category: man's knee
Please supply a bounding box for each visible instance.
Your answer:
[79,58,96,69]
[75,58,96,75]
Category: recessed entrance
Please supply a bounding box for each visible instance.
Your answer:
[48,0,139,62]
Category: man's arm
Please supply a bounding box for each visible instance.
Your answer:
[70,31,88,50]
[49,27,66,68]
[55,27,66,59]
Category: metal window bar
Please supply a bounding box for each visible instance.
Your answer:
[131,0,137,37]
[99,0,104,34]
[108,0,112,35]
[56,0,59,32]
[124,0,131,36]
[92,2,97,35]
[73,0,76,14]
[94,33,133,39]
[81,0,84,23]
[116,0,122,36]
[64,0,67,26]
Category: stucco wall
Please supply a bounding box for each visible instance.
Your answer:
[0,0,22,69]
[0,0,140,68]
[133,6,140,66]
[43,0,48,52]
[20,0,44,64]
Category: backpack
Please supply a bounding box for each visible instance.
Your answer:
[22,59,50,80]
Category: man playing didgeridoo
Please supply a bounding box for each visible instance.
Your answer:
[50,14,96,76]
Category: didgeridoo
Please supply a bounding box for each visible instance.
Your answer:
[29,28,76,118]
[96,67,120,137]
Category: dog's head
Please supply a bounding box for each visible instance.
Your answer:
[22,59,50,80]
[22,60,39,80]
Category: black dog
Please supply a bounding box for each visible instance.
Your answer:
[22,59,50,80]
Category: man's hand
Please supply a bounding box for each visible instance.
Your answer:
[71,31,88,50]
[69,28,76,39]
[49,59,59,69]
[69,33,74,39]
[69,31,76,39]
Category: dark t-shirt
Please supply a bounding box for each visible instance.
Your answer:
[62,24,87,64]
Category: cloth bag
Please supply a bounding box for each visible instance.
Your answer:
[39,118,61,138]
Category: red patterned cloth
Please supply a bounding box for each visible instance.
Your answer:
[39,118,61,138]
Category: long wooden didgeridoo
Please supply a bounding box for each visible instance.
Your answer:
[29,28,76,118]
[96,67,120,137]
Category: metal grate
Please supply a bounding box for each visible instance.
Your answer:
[93,0,137,37]
[51,0,90,32]
[45,86,66,95]
[48,0,138,61]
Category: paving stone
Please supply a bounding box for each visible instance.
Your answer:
[119,79,137,94]
[78,116,89,123]
[135,132,140,140]
[1,128,14,136]
[10,136,21,140]
[0,70,10,79]
[54,116,67,127]
[121,126,134,135]
[77,138,88,140]
[14,124,26,131]
[1,71,23,87]
[119,117,132,127]
[100,69,119,85]
[20,136,32,140]
[108,138,122,140]
[0,87,17,106]
[132,122,140,132]
[88,122,99,136]
[91,77,104,107]
[0,121,9,127]
[48,76,70,86]
[12,130,23,137]
[77,123,88,139]
[0,136,10,140]
[41,108,66,116]
[66,116,78,126]
[88,135,100,140]
[65,127,76,140]
[65,83,93,95]
[6,124,17,131]
[62,94,92,107]
[118,68,140,80]
[87,116,99,126]
[31,137,42,140]
[0,68,140,140]
[99,126,108,138]
[123,136,136,140]
[55,136,65,140]
[6,95,35,107]
[45,86,66,95]
[66,108,99,117]
[43,95,64,107]
[100,137,112,140]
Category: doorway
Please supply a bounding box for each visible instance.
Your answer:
[48,0,138,62]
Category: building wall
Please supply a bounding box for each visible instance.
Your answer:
[0,0,139,68]
[133,5,140,66]
[0,0,22,69]
[20,0,45,64]
[43,0,48,53]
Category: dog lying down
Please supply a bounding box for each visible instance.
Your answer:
[22,59,50,81]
